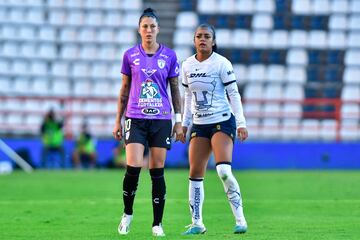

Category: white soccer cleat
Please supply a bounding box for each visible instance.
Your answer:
[152,224,165,237]
[118,214,133,235]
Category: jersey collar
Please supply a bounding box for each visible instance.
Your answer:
[138,43,163,58]
[194,51,216,64]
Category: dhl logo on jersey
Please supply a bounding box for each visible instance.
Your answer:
[189,73,208,78]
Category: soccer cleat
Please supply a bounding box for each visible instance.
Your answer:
[234,219,247,234]
[182,224,207,235]
[152,224,165,237]
[118,213,133,235]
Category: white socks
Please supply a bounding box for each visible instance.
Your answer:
[188,178,204,226]
[216,163,245,225]
[188,165,245,227]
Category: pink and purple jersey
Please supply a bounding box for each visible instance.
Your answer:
[121,44,179,120]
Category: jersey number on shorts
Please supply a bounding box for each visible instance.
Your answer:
[125,119,131,131]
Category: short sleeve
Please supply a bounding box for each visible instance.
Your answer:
[181,61,188,86]
[220,58,236,85]
[168,52,180,78]
[121,50,131,76]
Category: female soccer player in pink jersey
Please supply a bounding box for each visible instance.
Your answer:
[113,8,183,237]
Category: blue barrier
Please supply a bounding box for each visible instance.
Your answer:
[233,142,360,169]
[0,138,359,169]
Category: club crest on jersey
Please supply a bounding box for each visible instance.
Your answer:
[191,79,216,111]
[157,59,166,69]
[141,68,157,77]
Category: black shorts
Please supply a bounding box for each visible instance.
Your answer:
[124,118,172,149]
[190,114,236,142]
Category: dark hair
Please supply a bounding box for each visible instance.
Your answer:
[139,8,159,26]
[195,23,217,52]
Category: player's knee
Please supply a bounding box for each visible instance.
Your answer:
[189,167,204,178]
[216,163,232,181]
[126,165,141,177]
[149,168,166,196]
[149,168,164,178]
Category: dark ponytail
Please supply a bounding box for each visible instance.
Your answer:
[139,8,159,26]
[213,43,217,52]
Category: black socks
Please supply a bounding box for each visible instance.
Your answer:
[150,168,166,227]
[123,165,141,215]
[122,166,166,227]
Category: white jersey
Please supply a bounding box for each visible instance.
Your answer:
[182,52,246,128]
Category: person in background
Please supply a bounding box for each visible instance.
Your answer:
[109,141,149,169]
[111,140,127,168]
[40,109,65,168]
[180,23,249,235]
[72,122,97,169]
[113,7,183,237]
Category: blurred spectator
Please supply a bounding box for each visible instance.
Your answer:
[108,140,127,168]
[108,141,149,169]
[40,109,65,168]
[72,123,97,169]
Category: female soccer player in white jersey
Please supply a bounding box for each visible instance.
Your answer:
[180,23,248,235]
[113,8,183,237]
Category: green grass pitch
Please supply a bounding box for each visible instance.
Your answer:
[0,170,359,239]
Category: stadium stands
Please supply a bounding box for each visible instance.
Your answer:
[0,0,359,140]
[175,0,359,141]
[0,0,143,136]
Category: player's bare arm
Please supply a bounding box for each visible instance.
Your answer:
[169,77,181,113]
[113,74,131,140]
[169,77,183,141]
